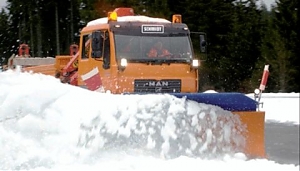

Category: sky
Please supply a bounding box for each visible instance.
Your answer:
[0,0,5,9]
[0,69,299,170]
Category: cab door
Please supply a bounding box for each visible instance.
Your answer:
[78,30,115,92]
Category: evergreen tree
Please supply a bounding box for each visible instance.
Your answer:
[0,0,298,92]
[264,0,298,92]
[274,0,298,92]
[224,0,263,92]
[182,0,252,91]
[80,0,101,23]
[0,9,15,66]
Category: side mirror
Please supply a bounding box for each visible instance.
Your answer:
[199,35,207,53]
[91,31,103,58]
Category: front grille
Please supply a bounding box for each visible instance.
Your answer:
[134,79,181,93]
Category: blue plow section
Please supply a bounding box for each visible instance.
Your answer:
[126,92,257,112]
[170,93,257,112]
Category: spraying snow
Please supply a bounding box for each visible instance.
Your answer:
[76,94,246,160]
[0,69,245,168]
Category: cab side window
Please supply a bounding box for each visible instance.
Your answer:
[103,31,110,59]
[81,34,91,59]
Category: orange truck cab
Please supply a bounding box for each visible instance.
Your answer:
[75,8,204,94]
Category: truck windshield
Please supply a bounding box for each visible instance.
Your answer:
[114,34,193,63]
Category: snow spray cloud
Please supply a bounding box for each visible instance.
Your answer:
[77,94,247,159]
[0,70,246,169]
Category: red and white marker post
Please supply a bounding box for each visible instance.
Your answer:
[259,65,269,91]
[254,65,270,110]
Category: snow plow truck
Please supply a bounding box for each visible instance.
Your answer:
[10,7,267,158]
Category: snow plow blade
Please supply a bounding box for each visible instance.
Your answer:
[22,64,57,76]
[171,92,257,111]
[171,92,265,158]
[233,111,265,158]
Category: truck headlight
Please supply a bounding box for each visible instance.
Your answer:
[192,59,199,68]
[120,58,127,67]
[118,58,127,71]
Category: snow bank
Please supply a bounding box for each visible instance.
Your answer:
[77,94,246,160]
[87,15,170,26]
[0,70,246,169]
[247,93,299,124]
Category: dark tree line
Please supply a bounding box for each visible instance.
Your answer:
[0,0,298,93]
